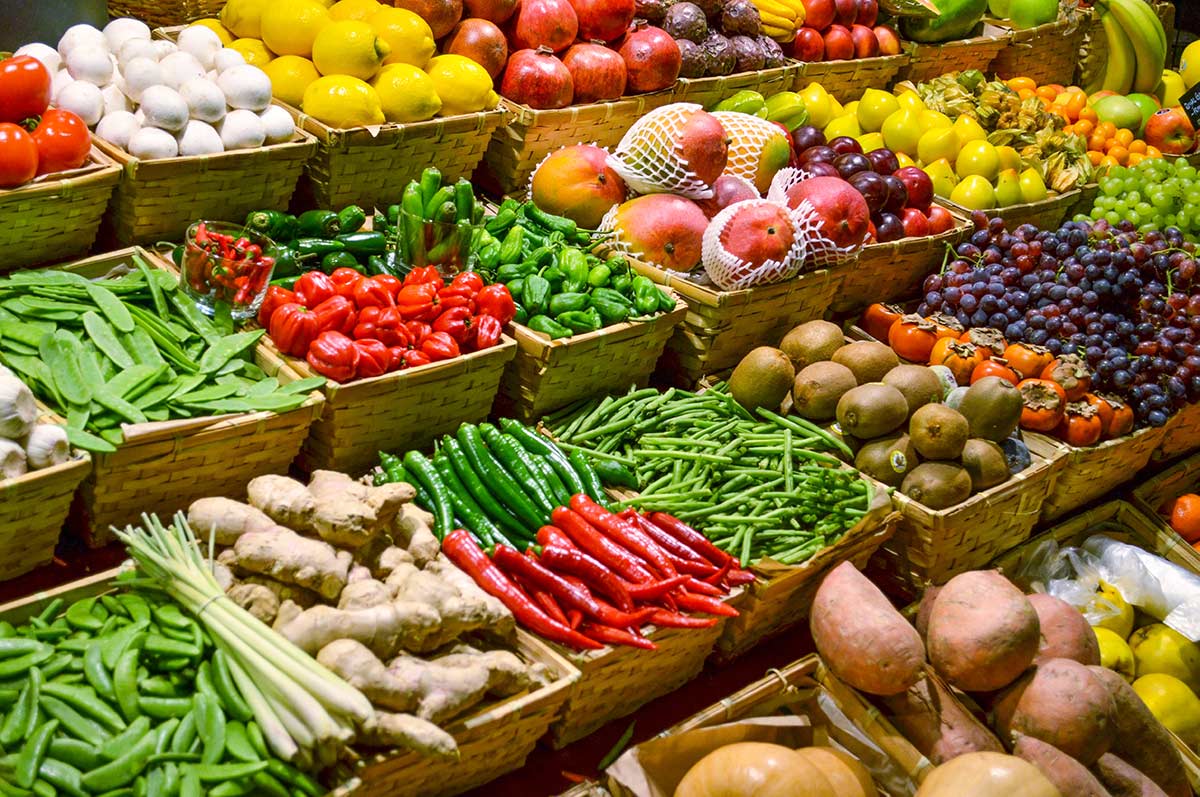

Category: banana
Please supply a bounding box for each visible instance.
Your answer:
[1098,7,1136,95]
[1102,0,1166,95]
[755,0,798,20]
[763,25,794,39]
[1126,0,1167,58]
[758,10,797,29]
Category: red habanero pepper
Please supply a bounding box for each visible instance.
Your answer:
[400,349,431,369]
[354,275,396,310]
[257,286,296,328]
[645,513,734,568]
[436,291,475,312]
[420,331,460,362]
[388,346,406,372]
[537,544,635,612]
[579,622,656,651]
[311,295,358,336]
[432,306,474,346]
[623,575,689,602]
[294,272,336,309]
[373,307,409,348]
[405,320,431,346]
[397,282,440,321]
[354,339,390,378]
[445,271,484,297]
[352,306,382,340]
[306,331,359,383]
[570,495,678,578]
[472,314,502,351]
[403,266,444,289]
[330,267,364,299]
[673,591,738,618]
[551,507,656,584]
[440,530,601,651]
[371,273,402,297]
[646,610,719,629]
[475,284,516,326]
[268,303,320,358]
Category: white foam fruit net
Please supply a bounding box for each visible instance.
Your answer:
[702,199,808,291]
[768,167,862,271]
[607,103,719,200]
[710,111,786,190]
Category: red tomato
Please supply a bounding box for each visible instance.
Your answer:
[30,110,90,175]
[0,56,50,123]
[0,123,38,187]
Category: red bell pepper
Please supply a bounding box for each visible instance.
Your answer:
[372,273,402,297]
[403,266,444,289]
[432,306,474,346]
[475,284,516,326]
[257,285,296,329]
[312,295,357,336]
[373,307,409,348]
[472,314,502,351]
[330,267,364,299]
[352,306,382,340]
[570,495,678,579]
[445,271,484,297]
[396,282,440,321]
[307,331,360,383]
[400,349,431,369]
[405,320,431,346]
[268,303,320,358]
[294,272,336,309]
[354,338,390,378]
[420,330,459,362]
[354,276,396,310]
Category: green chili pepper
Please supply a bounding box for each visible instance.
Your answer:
[612,271,632,293]
[424,187,455,220]
[484,208,518,237]
[556,308,602,334]
[587,263,611,288]
[295,210,339,239]
[496,262,534,283]
[435,200,458,225]
[320,251,360,274]
[385,204,401,227]
[527,314,571,339]
[558,248,589,293]
[336,231,387,256]
[401,182,425,222]
[453,179,474,223]
[477,242,502,270]
[335,205,367,234]
[523,275,551,315]
[418,167,442,205]
[548,292,589,317]
[656,286,675,312]
[293,238,346,258]
[592,287,633,307]
[632,275,661,315]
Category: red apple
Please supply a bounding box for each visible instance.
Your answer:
[927,205,954,235]
[1143,107,1197,156]
[900,207,930,238]
[850,24,878,58]
[856,0,878,26]
[894,165,934,211]
[783,175,870,248]
[834,0,857,25]
[791,27,824,61]
[801,0,835,30]
[873,24,901,56]
[822,25,854,61]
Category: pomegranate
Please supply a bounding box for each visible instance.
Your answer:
[444,19,509,79]
[500,47,574,109]
[568,0,636,42]
[395,0,463,38]
[561,42,626,103]
[465,0,519,23]
[783,175,870,249]
[610,193,708,270]
[616,22,681,93]
[530,144,627,228]
[696,173,758,218]
[507,0,579,52]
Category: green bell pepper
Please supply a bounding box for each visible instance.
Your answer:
[558,308,602,334]
[631,275,661,315]
[548,292,589,317]
[559,249,589,293]
[527,314,572,339]
[506,278,525,301]
[524,275,551,316]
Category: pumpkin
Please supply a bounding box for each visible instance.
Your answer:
[793,747,876,797]
[915,752,1062,797]
[674,742,834,797]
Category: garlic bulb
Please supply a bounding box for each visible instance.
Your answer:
[24,424,69,470]
[0,439,27,480]
[0,374,36,440]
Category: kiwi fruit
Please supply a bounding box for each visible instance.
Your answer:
[909,403,969,460]
[901,462,973,509]
[882,364,944,417]
[961,438,1010,491]
[958,376,1024,442]
[779,320,844,369]
[729,346,795,412]
[835,382,909,440]
[792,361,857,420]
[855,434,918,487]
[831,341,900,385]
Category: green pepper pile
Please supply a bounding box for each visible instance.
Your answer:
[475,199,676,339]
[237,204,393,280]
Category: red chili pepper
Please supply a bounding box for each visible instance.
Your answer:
[568,610,583,630]
[571,495,678,579]
[627,512,707,564]
[354,275,396,311]
[725,570,757,586]
[538,544,635,612]
[195,222,211,247]
[373,307,409,348]
[580,622,656,650]
[551,507,656,584]
[645,513,734,568]
[311,295,358,336]
[306,331,359,383]
[420,330,460,362]
[330,267,364,299]
[624,575,689,602]
[372,273,402,297]
[354,338,390,378]
[472,314,502,351]
[403,266,445,289]
[646,610,719,629]
[405,320,431,346]
[666,555,720,579]
[441,530,601,651]
[257,285,296,328]
[352,306,382,340]
[519,575,568,626]
[681,577,723,597]
[432,306,474,346]
[704,559,732,587]
[475,284,516,326]
[400,349,431,369]
[673,591,738,617]
[268,303,320,358]
[294,272,336,309]
[537,526,576,550]
[397,282,441,321]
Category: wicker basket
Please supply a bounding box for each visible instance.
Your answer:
[257,334,516,476]
[480,93,674,196]
[1157,401,1200,462]
[671,63,804,111]
[94,130,315,246]
[941,189,1082,233]
[1130,450,1200,565]
[628,260,842,387]
[792,54,911,104]
[987,9,1092,86]
[1033,425,1168,524]
[0,147,120,272]
[829,207,970,314]
[108,0,221,26]
[897,25,1013,85]
[494,297,687,423]
[867,433,1066,598]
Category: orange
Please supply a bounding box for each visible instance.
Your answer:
[1065,92,1086,120]
[1146,145,1162,158]
[1128,152,1146,166]
[1074,119,1094,136]
[1007,76,1036,92]
[1114,128,1134,147]
[1108,145,1129,165]
[1089,133,1107,151]
[1129,139,1147,154]
[1168,494,1200,543]
[1078,105,1098,123]
[1096,121,1117,139]
[1088,150,1104,166]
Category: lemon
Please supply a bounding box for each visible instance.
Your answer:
[372,63,441,123]
[1088,580,1134,638]
[369,7,436,68]
[824,113,862,140]
[425,55,496,116]
[261,0,331,58]
[263,55,321,107]
[1094,627,1136,682]
[302,75,385,127]
[190,19,235,45]
[917,127,960,165]
[229,38,275,66]
[1133,673,1200,748]
[330,0,382,19]
[895,90,926,113]
[1130,623,1200,692]
[798,82,833,129]
[996,145,1022,172]
[221,0,270,38]
[312,20,390,80]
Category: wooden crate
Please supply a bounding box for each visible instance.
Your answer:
[987,9,1092,86]
[1156,402,1200,462]
[868,433,1066,598]
[0,147,119,272]
[258,334,516,475]
[792,54,911,104]
[1129,450,1200,570]
[494,297,687,423]
[1034,425,1167,524]
[629,260,842,387]
[940,189,1083,233]
[671,63,804,110]
[897,25,1013,85]
[108,0,221,26]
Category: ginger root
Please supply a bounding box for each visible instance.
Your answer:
[187,497,278,546]
[358,712,457,759]
[386,647,535,724]
[276,601,441,658]
[339,579,393,611]
[386,563,514,651]
[424,555,514,640]
[227,583,280,624]
[394,503,439,566]
[247,474,315,532]
[348,564,373,584]
[317,639,416,713]
[230,528,351,601]
[274,599,304,631]
[306,470,413,549]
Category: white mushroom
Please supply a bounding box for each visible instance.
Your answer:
[50,70,75,105]
[120,57,162,103]
[158,51,206,91]
[214,48,246,73]
[127,126,179,159]
[103,18,150,53]
[139,85,189,133]
[118,38,160,67]
[100,83,129,115]
[177,26,223,70]
[66,45,114,86]
[218,109,265,150]
[57,24,106,61]
[56,81,104,126]
[259,105,295,144]
[14,43,61,74]
[95,111,141,150]
[217,65,272,112]
[177,119,224,156]
[179,78,226,124]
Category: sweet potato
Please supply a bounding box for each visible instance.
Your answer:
[1012,733,1112,797]
[926,570,1040,692]
[1028,593,1100,665]
[1087,666,1191,797]
[879,672,1003,764]
[810,561,925,696]
[1093,753,1169,797]
[915,585,941,639]
[993,658,1115,765]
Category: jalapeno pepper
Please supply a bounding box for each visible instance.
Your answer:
[631,275,660,315]
[336,231,387,256]
[527,314,571,339]
[244,210,296,241]
[523,274,551,316]
[559,249,589,293]
[548,292,589,317]
[321,251,360,273]
[557,308,602,334]
[296,209,339,239]
[294,238,346,258]
[265,245,298,278]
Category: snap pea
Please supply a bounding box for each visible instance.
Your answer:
[193,693,225,765]
[47,739,100,772]
[41,683,125,733]
[207,650,251,723]
[138,697,192,720]
[81,726,158,792]
[222,722,258,763]
[39,696,111,742]
[0,669,40,748]
[36,758,86,797]
[113,648,141,722]
[0,645,52,679]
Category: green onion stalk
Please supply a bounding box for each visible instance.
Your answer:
[116,512,374,770]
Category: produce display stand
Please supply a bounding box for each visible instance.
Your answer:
[493,296,687,423]
[897,25,1012,85]
[257,333,517,476]
[987,9,1092,86]
[1130,450,1200,568]
[0,146,120,272]
[867,433,1066,598]
[791,54,911,104]
[108,0,220,27]
[941,188,1083,233]
[671,63,804,112]
[57,248,324,546]
[1032,425,1168,524]
[480,92,675,196]
[629,259,842,387]
[828,206,971,314]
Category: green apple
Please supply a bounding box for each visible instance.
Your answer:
[1007,0,1057,28]
[987,0,1011,17]
[1093,95,1144,133]
[1126,93,1161,136]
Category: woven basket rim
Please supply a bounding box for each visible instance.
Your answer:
[629,256,837,306]
[0,445,91,492]
[497,90,676,126]
[676,61,803,89]
[93,126,317,171]
[276,99,507,144]
[940,187,1082,219]
[0,145,120,199]
[509,294,688,351]
[794,52,912,72]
